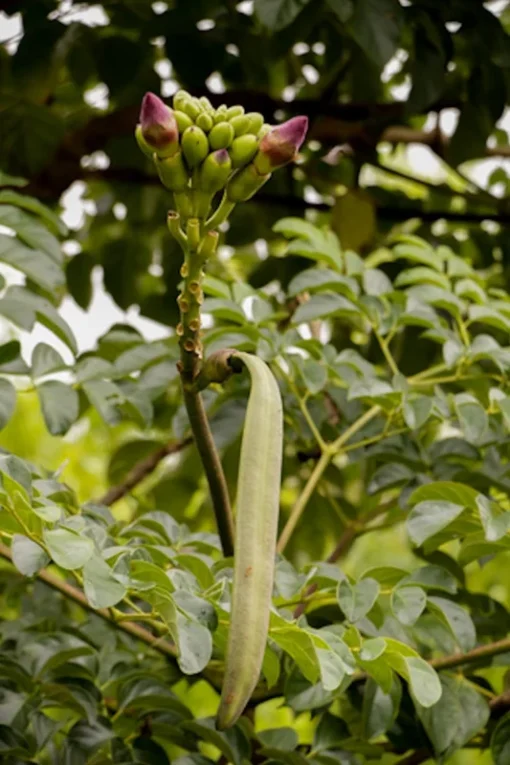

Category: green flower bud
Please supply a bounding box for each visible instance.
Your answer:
[173,89,192,111]
[174,110,194,133]
[135,125,154,159]
[230,115,251,136]
[225,105,245,120]
[209,121,235,150]
[155,151,189,192]
[180,97,201,121]
[181,126,209,168]
[245,112,264,135]
[199,96,214,112]
[214,104,228,123]
[199,149,232,194]
[196,112,214,132]
[258,123,272,138]
[226,163,270,202]
[139,92,179,158]
[229,134,259,168]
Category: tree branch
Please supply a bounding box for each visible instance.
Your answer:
[0,542,177,659]
[99,437,193,506]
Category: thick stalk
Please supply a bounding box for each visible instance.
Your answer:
[176,218,235,556]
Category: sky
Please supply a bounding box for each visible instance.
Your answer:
[1,2,510,364]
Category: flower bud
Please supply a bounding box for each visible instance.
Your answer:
[225,105,245,120]
[253,115,308,174]
[258,123,272,139]
[199,96,214,112]
[135,125,154,159]
[229,134,259,168]
[196,112,214,132]
[155,151,189,192]
[180,97,201,121]
[230,115,250,136]
[199,149,232,194]
[226,163,270,202]
[173,89,192,111]
[209,121,235,150]
[214,105,228,123]
[181,126,209,168]
[139,92,179,158]
[245,112,264,135]
[174,110,194,133]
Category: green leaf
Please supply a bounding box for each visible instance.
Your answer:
[83,554,127,608]
[395,267,450,290]
[292,293,360,324]
[0,286,77,353]
[491,711,510,765]
[259,728,298,751]
[408,481,479,509]
[270,613,320,683]
[44,527,94,570]
[202,298,246,324]
[407,501,465,546]
[176,615,213,675]
[325,0,353,23]
[362,676,402,740]
[454,393,488,444]
[181,718,250,765]
[37,381,80,435]
[255,0,312,30]
[362,268,392,296]
[403,395,433,429]
[0,190,66,237]
[337,577,380,622]
[288,268,359,300]
[31,343,67,378]
[391,586,427,626]
[0,378,16,430]
[416,676,489,758]
[300,359,327,394]
[405,656,442,707]
[11,534,49,575]
[428,596,476,652]
[0,204,62,263]
[0,234,64,292]
[393,241,443,270]
[476,494,510,542]
[349,0,403,68]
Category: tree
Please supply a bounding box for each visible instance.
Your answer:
[1,1,510,763]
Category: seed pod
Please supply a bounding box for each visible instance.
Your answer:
[229,134,259,168]
[225,105,244,120]
[209,121,235,150]
[174,110,194,133]
[245,112,264,135]
[216,352,283,730]
[196,112,214,132]
[181,126,209,169]
[230,115,250,136]
[199,149,232,194]
[226,163,270,202]
[155,151,189,192]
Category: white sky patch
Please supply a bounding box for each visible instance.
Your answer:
[302,65,320,85]
[152,2,168,14]
[197,18,215,30]
[113,203,127,221]
[84,83,110,110]
[49,1,109,26]
[154,58,172,79]
[161,79,179,97]
[312,42,325,55]
[0,11,22,54]
[206,72,226,94]
[382,49,408,82]
[236,1,254,15]
[226,43,240,57]
[293,42,309,56]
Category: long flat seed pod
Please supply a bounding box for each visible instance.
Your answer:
[216,352,283,729]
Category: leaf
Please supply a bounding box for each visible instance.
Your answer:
[0,204,62,263]
[391,586,427,626]
[0,286,77,353]
[362,268,392,296]
[270,613,320,683]
[37,381,80,435]
[176,615,213,675]
[408,481,479,509]
[362,676,402,740]
[476,494,510,542]
[255,0,312,30]
[202,298,246,325]
[44,527,94,570]
[492,711,510,765]
[288,268,359,300]
[403,395,433,429]
[181,718,250,765]
[11,534,49,576]
[31,342,67,378]
[337,577,380,622]
[292,293,360,324]
[300,359,327,394]
[0,190,66,236]
[416,676,489,758]
[258,728,298,751]
[0,234,64,292]
[454,393,488,444]
[0,378,16,430]
[428,596,476,652]
[405,656,442,708]
[349,0,403,68]
[407,501,465,546]
[83,554,127,608]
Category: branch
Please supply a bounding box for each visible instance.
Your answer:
[0,542,177,659]
[430,636,510,672]
[99,437,193,506]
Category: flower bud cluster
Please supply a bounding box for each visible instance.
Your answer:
[136,91,308,213]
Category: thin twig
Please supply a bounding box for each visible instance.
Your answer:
[99,437,193,506]
[0,542,177,659]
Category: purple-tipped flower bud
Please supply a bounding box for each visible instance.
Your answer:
[139,92,179,158]
[200,149,232,194]
[253,115,308,174]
